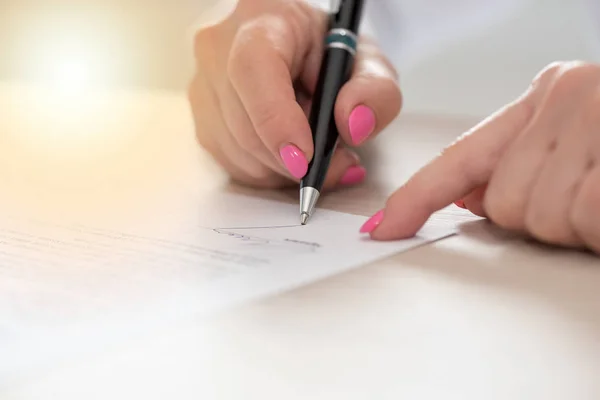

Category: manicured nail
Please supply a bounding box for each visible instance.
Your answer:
[340,165,367,186]
[360,209,384,234]
[279,144,308,179]
[454,200,466,209]
[349,105,376,145]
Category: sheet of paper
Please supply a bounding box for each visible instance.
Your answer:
[0,193,455,383]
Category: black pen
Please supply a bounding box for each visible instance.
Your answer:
[300,0,365,225]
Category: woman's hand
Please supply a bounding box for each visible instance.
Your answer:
[362,61,600,254]
[188,0,401,189]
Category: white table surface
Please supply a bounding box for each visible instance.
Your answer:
[1,84,599,400]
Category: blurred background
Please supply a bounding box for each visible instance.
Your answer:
[400,0,600,116]
[1,0,599,117]
[1,0,220,93]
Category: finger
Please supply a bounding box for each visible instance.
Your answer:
[522,115,592,247]
[220,76,292,179]
[334,37,402,146]
[363,90,536,240]
[188,75,245,177]
[219,78,366,190]
[300,33,402,147]
[570,162,600,254]
[484,63,598,232]
[189,75,288,189]
[321,147,365,190]
[567,87,600,252]
[263,146,365,190]
[228,15,313,179]
[361,64,563,240]
[461,184,488,217]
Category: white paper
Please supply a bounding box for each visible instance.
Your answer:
[0,193,454,383]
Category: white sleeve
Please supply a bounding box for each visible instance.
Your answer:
[374,0,531,70]
[303,0,378,38]
[582,0,600,57]
[306,0,529,70]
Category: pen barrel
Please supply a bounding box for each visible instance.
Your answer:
[300,0,364,193]
[301,47,354,191]
[332,0,365,32]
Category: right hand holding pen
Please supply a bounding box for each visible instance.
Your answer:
[189,0,402,189]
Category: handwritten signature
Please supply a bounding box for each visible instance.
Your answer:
[212,229,321,252]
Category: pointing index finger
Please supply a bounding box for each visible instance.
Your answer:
[368,94,536,240]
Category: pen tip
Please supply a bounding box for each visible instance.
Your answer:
[300,212,309,225]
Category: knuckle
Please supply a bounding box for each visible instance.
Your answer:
[443,142,492,186]
[548,62,600,99]
[281,1,310,33]
[227,19,271,75]
[452,151,480,183]
[532,61,564,84]
[527,61,563,99]
[227,16,289,80]
[559,61,596,81]
[279,1,317,59]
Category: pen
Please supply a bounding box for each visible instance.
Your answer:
[299,0,365,225]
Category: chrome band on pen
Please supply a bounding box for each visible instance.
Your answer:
[325,28,357,55]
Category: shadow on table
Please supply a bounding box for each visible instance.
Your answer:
[398,219,600,333]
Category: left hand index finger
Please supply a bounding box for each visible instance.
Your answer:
[364,93,535,240]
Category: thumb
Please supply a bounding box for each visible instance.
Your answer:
[364,91,538,240]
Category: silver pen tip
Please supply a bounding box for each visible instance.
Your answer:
[300,212,309,225]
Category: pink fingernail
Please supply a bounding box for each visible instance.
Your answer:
[349,105,376,145]
[340,165,367,186]
[360,209,384,234]
[279,144,308,179]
